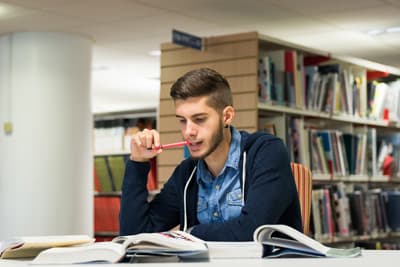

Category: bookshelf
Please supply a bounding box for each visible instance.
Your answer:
[158,31,400,248]
[93,110,157,240]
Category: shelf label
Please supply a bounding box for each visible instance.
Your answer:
[172,29,203,50]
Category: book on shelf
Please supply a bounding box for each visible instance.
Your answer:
[332,183,352,237]
[366,128,377,178]
[284,50,299,108]
[107,155,126,191]
[258,56,272,103]
[382,80,400,123]
[94,154,157,192]
[0,235,94,259]
[310,134,329,175]
[376,135,398,178]
[311,188,336,239]
[370,82,389,120]
[94,156,115,193]
[31,231,208,264]
[94,195,120,235]
[258,115,288,143]
[315,130,335,176]
[265,49,303,106]
[371,189,390,233]
[304,65,319,110]
[254,224,361,258]
[386,191,400,232]
[311,182,397,241]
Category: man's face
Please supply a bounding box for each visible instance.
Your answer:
[175,96,224,160]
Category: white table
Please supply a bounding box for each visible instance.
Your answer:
[1,250,400,267]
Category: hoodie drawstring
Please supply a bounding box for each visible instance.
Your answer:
[183,166,197,232]
[183,152,247,232]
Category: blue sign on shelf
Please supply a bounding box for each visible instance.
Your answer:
[172,29,203,50]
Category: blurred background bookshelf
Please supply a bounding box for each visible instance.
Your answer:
[93,109,158,241]
[256,33,400,249]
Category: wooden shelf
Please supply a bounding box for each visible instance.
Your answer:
[258,102,330,119]
[318,231,400,245]
[94,150,130,156]
[94,192,121,197]
[258,102,400,129]
[313,175,400,184]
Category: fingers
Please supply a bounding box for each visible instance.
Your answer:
[130,129,161,162]
[149,129,160,149]
[138,129,160,149]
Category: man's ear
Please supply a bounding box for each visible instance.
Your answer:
[222,106,235,127]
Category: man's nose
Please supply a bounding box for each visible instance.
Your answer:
[184,120,197,136]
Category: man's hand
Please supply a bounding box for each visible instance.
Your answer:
[130,129,161,162]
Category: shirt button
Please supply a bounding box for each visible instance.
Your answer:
[215,185,220,190]
[213,212,219,217]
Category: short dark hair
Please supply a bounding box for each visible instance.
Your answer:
[170,68,233,112]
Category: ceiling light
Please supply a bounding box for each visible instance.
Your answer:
[366,29,384,36]
[367,26,400,36]
[386,27,400,33]
[0,5,10,16]
[148,50,161,57]
[92,65,109,71]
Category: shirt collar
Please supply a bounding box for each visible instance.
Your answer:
[197,127,241,183]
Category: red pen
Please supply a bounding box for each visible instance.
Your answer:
[150,140,189,150]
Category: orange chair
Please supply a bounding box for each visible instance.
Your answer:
[291,162,313,235]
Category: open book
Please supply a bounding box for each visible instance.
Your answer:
[253,224,361,258]
[31,231,208,264]
[0,235,94,259]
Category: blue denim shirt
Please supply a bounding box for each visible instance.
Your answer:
[196,127,243,224]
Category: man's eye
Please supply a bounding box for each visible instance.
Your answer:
[195,118,206,123]
[178,119,186,124]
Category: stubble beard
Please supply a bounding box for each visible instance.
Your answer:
[190,121,224,160]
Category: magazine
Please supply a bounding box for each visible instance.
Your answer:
[253,224,361,258]
[31,231,208,264]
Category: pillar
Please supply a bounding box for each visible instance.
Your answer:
[0,32,93,239]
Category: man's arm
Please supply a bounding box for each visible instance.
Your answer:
[119,160,181,235]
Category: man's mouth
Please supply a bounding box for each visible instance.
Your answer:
[188,141,202,150]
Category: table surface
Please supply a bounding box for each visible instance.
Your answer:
[1,250,400,267]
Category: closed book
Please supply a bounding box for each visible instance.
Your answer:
[94,156,115,192]
[94,196,120,234]
[386,191,400,231]
[107,155,126,191]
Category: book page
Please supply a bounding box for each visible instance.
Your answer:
[31,242,125,264]
[113,231,207,252]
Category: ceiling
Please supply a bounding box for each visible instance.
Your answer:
[1,0,400,114]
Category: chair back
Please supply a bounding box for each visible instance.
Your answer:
[290,162,313,235]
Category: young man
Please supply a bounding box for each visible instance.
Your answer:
[119,68,302,241]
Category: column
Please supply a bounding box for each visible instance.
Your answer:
[0,32,93,239]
